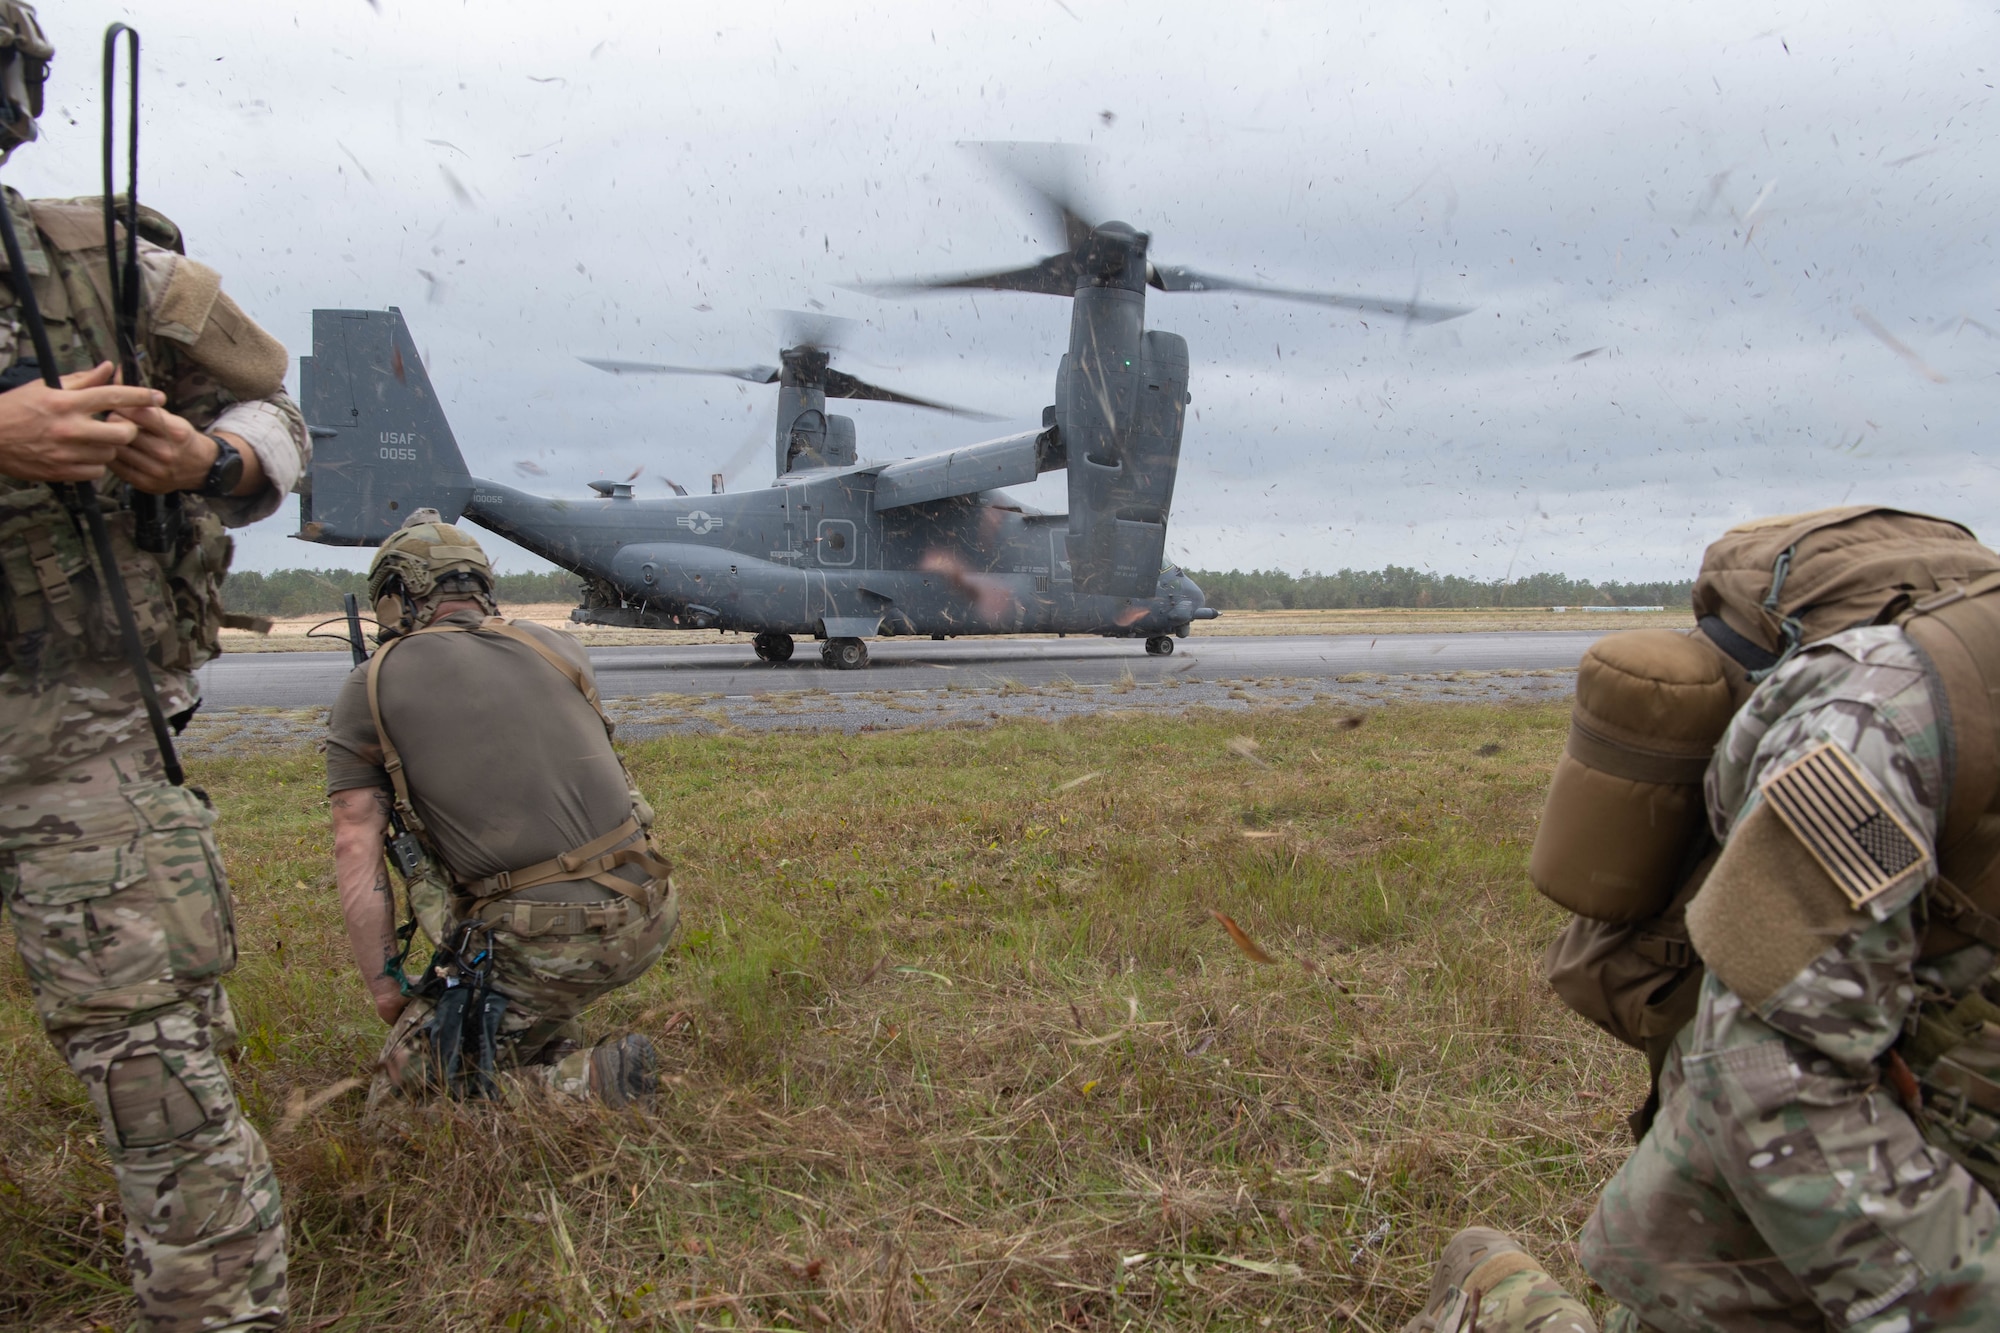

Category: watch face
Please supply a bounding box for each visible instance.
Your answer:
[207,438,244,496]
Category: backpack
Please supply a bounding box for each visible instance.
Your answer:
[1538,506,2000,1137]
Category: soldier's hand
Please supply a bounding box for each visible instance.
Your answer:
[111,399,267,498]
[110,401,212,494]
[0,361,162,483]
[376,992,408,1025]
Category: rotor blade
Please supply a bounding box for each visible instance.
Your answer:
[580,357,781,384]
[822,369,1002,420]
[1147,265,1473,323]
[849,252,1081,299]
[961,141,1096,252]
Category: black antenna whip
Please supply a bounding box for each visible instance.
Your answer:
[102,24,139,375]
[0,195,184,786]
[102,23,174,553]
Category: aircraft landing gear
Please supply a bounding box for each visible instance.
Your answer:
[1145,635,1175,657]
[822,637,870,670]
[753,632,794,663]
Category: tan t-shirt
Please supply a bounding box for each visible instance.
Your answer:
[325,610,632,882]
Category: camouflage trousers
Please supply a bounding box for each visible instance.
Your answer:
[369,878,676,1104]
[1582,984,2000,1332]
[0,741,286,1332]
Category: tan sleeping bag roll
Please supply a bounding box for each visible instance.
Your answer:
[1530,629,1737,923]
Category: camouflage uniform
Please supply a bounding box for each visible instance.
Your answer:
[1400,1227,1598,1333]
[1579,626,2000,1330]
[0,187,304,1331]
[368,888,676,1104]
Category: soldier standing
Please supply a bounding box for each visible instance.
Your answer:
[325,516,677,1106]
[0,5,305,1330]
[1404,575,2000,1329]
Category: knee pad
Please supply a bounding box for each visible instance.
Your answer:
[71,1001,235,1153]
[106,1051,212,1147]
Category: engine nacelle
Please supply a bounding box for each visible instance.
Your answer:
[1059,284,1189,598]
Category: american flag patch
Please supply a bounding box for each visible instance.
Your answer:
[1760,743,1930,910]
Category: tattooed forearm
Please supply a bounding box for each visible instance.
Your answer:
[331,783,404,1020]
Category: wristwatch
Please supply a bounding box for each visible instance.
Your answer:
[197,434,244,497]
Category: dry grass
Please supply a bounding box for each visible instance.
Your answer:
[1173,608,1683,637]
[218,604,717,652]
[0,702,1641,1331]
[221,604,1688,653]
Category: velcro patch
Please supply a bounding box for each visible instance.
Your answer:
[1760,742,1929,909]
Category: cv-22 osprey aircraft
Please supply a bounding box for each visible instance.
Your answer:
[295,153,1468,668]
[296,305,1213,669]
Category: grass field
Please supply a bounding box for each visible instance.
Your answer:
[0,702,1642,1331]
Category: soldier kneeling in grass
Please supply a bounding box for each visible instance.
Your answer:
[1404,508,2000,1331]
[325,512,678,1106]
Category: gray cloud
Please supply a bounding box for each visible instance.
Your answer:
[16,0,1999,580]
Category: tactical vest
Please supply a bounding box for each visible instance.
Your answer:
[1537,506,2000,1136]
[0,192,233,683]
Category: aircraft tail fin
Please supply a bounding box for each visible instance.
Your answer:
[296,307,474,546]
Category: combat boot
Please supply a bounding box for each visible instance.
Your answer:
[1401,1227,1596,1333]
[589,1032,660,1108]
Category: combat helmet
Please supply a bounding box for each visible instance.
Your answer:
[0,3,51,161]
[368,508,496,636]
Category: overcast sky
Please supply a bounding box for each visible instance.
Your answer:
[16,1,2000,581]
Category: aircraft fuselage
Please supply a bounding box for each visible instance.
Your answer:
[464,467,1207,639]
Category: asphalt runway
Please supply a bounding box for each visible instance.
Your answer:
[195,631,1604,711]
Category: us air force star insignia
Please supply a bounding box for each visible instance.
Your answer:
[676,511,723,536]
[1760,742,1930,910]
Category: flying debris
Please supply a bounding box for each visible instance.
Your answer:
[1853,306,1947,384]
[437,164,474,208]
[335,140,373,182]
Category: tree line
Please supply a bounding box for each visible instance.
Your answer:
[1183,566,1693,611]
[222,568,584,617]
[224,564,1690,616]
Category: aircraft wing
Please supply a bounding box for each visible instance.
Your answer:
[872,429,1057,510]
